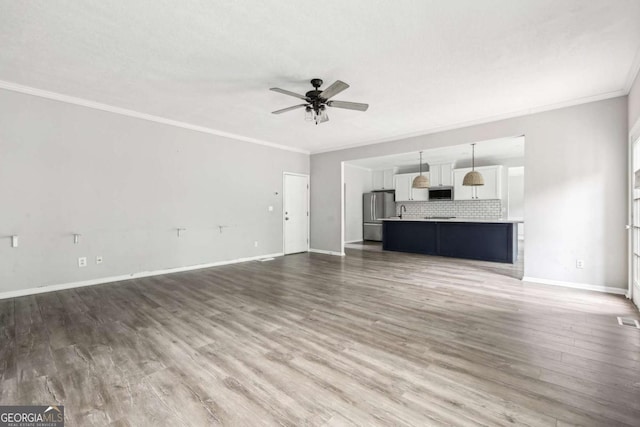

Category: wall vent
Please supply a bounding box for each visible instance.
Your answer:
[617,317,640,329]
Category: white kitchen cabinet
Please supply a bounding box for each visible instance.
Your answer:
[372,170,384,190]
[429,163,453,187]
[453,165,503,200]
[384,169,395,189]
[394,173,429,201]
[412,176,429,201]
[372,169,395,190]
[474,166,501,199]
[453,169,474,200]
[394,174,412,201]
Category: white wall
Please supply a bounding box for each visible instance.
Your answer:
[508,167,525,220]
[311,97,628,291]
[0,89,309,295]
[344,164,372,243]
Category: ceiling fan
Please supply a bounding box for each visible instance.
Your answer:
[270,78,369,124]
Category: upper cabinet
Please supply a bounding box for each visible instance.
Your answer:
[394,174,411,201]
[474,166,501,199]
[429,163,453,187]
[372,169,395,190]
[453,165,503,200]
[394,173,429,202]
[453,169,473,200]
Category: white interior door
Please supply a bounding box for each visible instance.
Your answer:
[284,173,309,254]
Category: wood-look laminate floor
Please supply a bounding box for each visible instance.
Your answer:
[1,249,639,426]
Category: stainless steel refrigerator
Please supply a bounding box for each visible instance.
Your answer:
[363,191,396,241]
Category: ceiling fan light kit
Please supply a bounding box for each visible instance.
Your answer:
[270,78,369,125]
[463,143,485,186]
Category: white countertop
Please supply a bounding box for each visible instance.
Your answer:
[383,216,524,224]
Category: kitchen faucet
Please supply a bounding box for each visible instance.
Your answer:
[399,204,407,219]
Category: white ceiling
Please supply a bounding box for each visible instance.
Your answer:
[1,1,639,153]
[346,136,524,170]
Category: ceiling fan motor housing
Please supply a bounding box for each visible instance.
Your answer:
[305,90,323,100]
[306,80,326,114]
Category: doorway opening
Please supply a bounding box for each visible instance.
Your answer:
[341,136,525,278]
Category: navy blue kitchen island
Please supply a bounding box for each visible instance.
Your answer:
[382,218,520,263]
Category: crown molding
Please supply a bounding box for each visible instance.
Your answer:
[0,80,310,155]
[310,89,627,154]
[1,79,629,157]
[343,163,372,171]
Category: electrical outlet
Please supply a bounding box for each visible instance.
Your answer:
[576,259,584,269]
[78,257,87,268]
[96,256,103,264]
[254,241,259,247]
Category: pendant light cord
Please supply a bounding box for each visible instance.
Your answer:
[471,143,475,171]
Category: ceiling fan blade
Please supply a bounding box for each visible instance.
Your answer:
[319,80,349,100]
[271,104,308,114]
[270,87,308,101]
[327,100,369,111]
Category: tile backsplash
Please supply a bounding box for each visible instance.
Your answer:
[396,199,503,219]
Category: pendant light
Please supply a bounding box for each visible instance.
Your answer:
[463,143,484,186]
[412,151,430,188]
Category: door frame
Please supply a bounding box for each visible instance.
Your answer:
[282,172,310,255]
[629,127,640,305]
[628,111,640,308]
[628,134,633,302]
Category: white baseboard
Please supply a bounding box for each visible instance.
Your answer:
[309,248,346,257]
[0,252,284,300]
[344,239,363,244]
[522,276,627,295]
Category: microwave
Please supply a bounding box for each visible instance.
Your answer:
[428,187,453,201]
